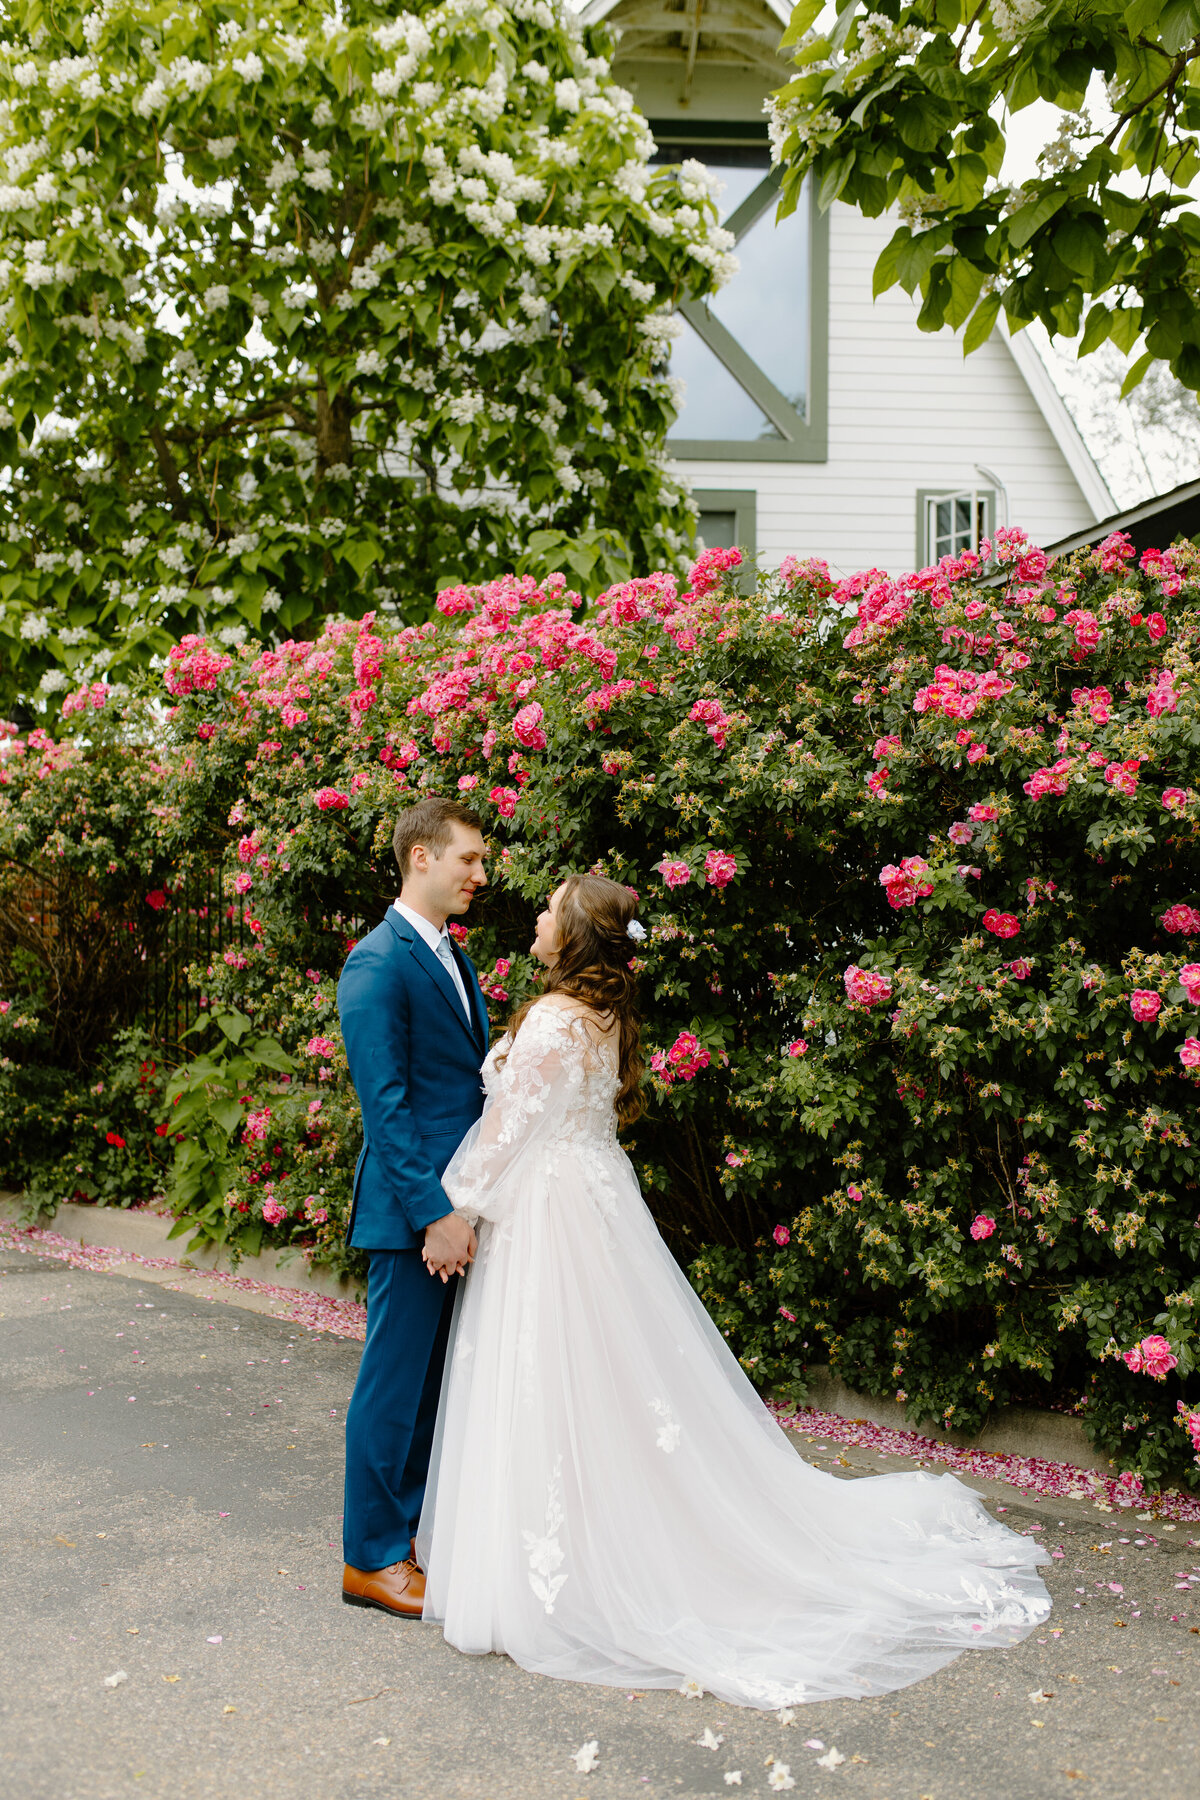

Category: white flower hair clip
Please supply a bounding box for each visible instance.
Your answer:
[626,919,647,943]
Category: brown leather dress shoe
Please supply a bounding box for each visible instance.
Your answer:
[342,1558,426,1619]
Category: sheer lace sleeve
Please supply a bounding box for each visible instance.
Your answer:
[441,1003,590,1224]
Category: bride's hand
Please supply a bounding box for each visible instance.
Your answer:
[423,1213,477,1281]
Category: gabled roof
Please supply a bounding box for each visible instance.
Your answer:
[999,323,1113,521]
[1045,475,1200,556]
[582,0,793,26]
[582,0,1112,524]
[581,0,794,86]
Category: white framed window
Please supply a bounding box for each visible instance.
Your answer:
[917,489,994,565]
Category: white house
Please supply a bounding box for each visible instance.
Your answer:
[582,0,1111,575]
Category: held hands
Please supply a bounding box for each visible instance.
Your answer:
[422,1211,477,1283]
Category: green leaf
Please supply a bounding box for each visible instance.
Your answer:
[1120,349,1154,397]
[337,535,381,578]
[1007,191,1068,250]
[963,290,1001,355]
[895,224,952,291]
[1053,214,1104,279]
[211,1006,253,1045]
[1156,0,1200,55]
[1109,306,1142,356]
[780,0,825,48]
[1078,303,1112,356]
[872,227,909,298]
[209,1095,247,1136]
[944,256,985,329]
[245,1034,298,1073]
[817,150,857,213]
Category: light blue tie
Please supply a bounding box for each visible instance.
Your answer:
[435,932,470,1021]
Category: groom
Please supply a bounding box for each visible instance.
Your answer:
[338,795,490,1618]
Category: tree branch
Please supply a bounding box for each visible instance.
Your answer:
[147,425,189,516]
[162,396,316,444]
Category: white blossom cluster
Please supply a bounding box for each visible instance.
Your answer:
[991,0,1046,42]
[0,0,723,685]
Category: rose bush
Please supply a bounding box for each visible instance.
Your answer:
[6,525,1200,1487]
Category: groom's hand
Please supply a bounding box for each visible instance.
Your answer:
[423,1212,477,1282]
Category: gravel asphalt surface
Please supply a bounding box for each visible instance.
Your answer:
[1,1242,1197,1800]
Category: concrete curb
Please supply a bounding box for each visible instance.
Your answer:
[797,1367,1114,1475]
[1,1194,1113,1473]
[0,1193,360,1304]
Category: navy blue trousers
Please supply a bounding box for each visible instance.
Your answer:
[343,1248,456,1572]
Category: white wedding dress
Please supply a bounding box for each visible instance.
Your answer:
[416,1000,1051,1708]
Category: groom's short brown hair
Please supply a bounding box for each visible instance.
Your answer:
[392,796,484,877]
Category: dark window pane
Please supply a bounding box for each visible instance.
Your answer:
[697,509,737,548]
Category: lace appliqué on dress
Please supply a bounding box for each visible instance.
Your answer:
[650,1398,681,1454]
[523,1454,568,1615]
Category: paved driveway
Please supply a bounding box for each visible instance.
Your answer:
[1,1244,1196,1800]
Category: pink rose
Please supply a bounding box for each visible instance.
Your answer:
[773,1225,791,1246]
[314,787,350,811]
[968,803,999,822]
[243,1107,271,1142]
[657,858,693,889]
[786,1039,808,1057]
[777,1306,797,1323]
[1129,990,1161,1023]
[704,849,738,888]
[948,822,973,845]
[261,1198,287,1226]
[725,1152,745,1167]
[1006,959,1032,979]
[970,1215,996,1240]
[846,1183,862,1202]
[1162,788,1190,813]
[843,965,892,1007]
[1180,1036,1200,1070]
[1147,612,1168,640]
[145,889,167,911]
[512,702,547,751]
[651,1030,711,1084]
[457,774,479,792]
[983,909,1020,939]
[1162,903,1200,936]
[1178,964,1200,1005]
[1125,1334,1178,1380]
[489,785,519,818]
[306,1035,337,1058]
[966,743,988,763]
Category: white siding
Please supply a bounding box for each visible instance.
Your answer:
[673,204,1102,579]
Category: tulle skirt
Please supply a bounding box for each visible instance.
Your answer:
[417,1141,1051,1708]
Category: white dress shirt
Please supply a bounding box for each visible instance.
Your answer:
[394,898,472,1022]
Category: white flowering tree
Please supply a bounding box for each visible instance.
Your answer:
[769,2,1200,391]
[0,0,735,710]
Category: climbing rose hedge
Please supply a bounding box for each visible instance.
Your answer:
[20,528,1200,1490]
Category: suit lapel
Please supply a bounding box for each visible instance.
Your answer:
[384,908,480,1050]
[455,944,490,1051]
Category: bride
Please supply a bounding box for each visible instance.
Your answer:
[416,874,1051,1707]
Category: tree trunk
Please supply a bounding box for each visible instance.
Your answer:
[315,382,354,475]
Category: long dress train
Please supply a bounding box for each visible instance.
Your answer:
[416,1001,1051,1709]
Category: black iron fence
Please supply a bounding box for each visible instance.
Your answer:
[140,863,250,1056]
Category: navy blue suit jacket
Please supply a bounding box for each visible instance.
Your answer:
[338,906,490,1252]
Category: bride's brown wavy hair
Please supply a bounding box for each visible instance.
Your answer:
[505,873,644,1125]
